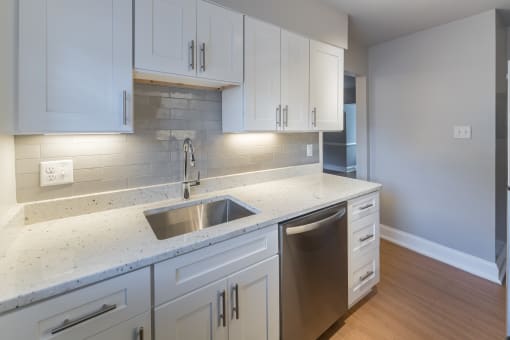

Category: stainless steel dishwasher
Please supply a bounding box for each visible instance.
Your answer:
[280,202,348,340]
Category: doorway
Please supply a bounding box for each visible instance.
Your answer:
[322,74,368,180]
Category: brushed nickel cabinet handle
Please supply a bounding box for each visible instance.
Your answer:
[312,107,317,127]
[231,284,239,320]
[283,105,289,127]
[359,203,374,211]
[276,105,282,128]
[359,270,374,283]
[50,304,117,334]
[218,290,226,327]
[359,234,375,242]
[200,43,206,72]
[123,90,127,125]
[189,40,195,70]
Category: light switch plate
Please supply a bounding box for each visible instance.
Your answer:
[40,160,74,187]
[306,144,313,157]
[454,125,472,139]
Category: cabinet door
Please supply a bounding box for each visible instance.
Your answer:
[86,313,150,340]
[197,1,243,84]
[154,279,228,340]
[18,0,133,133]
[310,40,344,131]
[0,268,150,340]
[281,30,310,131]
[228,256,279,340]
[135,0,197,77]
[244,17,281,131]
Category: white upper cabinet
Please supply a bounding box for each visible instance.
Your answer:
[18,0,133,134]
[281,30,310,131]
[135,0,197,77]
[310,40,344,131]
[243,17,281,131]
[197,1,243,83]
[135,0,243,87]
[223,17,344,133]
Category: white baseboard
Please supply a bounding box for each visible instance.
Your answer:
[380,225,502,285]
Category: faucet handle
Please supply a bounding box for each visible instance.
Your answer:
[188,171,200,187]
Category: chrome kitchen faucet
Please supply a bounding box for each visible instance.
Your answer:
[182,138,200,199]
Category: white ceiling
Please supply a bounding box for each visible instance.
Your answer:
[321,0,510,46]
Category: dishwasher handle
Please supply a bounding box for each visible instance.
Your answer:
[285,207,346,236]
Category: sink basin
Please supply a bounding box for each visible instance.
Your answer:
[144,197,257,240]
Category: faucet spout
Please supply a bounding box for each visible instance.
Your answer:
[182,138,200,200]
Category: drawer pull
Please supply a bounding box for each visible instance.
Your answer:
[218,290,226,327]
[359,270,374,283]
[50,303,117,334]
[359,234,375,242]
[359,203,374,211]
[231,283,240,320]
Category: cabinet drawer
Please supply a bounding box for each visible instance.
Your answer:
[348,192,379,222]
[348,250,379,307]
[0,268,150,340]
[350,213,379,257]
[154,226,278,306]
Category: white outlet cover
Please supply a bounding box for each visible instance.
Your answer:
[454,125,472,139]
[306,144,313,157]
[40,160,74,187]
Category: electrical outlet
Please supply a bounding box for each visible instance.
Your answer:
[306,144,313,157]
[40,160,74,187]
[454,126,472,139]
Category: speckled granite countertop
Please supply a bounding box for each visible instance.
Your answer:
[0,173,380,315]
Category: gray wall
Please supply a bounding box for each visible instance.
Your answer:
[345,38,368,76]
[345,21,368,76]
[212,0,348,49]
[15,84,319,202]
[369,10,498,261]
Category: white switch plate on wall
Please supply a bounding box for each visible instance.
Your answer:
[40,160,74,187]
[454,125,472,139]
[306,144,313,157]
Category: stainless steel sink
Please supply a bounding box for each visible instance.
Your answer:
[144,197,257,240]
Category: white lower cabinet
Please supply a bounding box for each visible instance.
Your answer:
[0,268,151,340]
[155,279,228,340]
[228,256,279,340]
[153,226,279,340]
[155,256,279,340]
[87,313,150,340]
[347,192,380,308]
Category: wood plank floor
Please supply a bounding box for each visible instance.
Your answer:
[321,240,506,340]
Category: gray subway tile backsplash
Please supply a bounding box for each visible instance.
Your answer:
[14,84,319,202]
